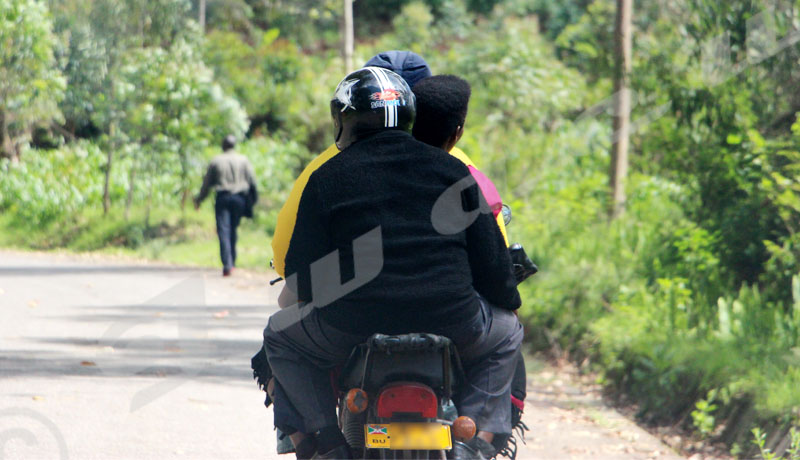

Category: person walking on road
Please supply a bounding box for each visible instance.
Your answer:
[194,135,258,276]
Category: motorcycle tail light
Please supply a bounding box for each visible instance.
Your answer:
[376,383,437,419]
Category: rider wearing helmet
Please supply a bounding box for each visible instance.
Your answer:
[271,51,432,281]
[263,68,522,459]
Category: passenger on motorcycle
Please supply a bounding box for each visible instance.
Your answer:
[262,68,523,459]
[411,73,532,458]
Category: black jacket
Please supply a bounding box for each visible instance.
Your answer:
[284,130,521,335]
[243,184,258,218]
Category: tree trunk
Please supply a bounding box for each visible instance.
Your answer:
[125,164,136,221]
[103,123,116,216]
[181,188,189,211]
[145,178,153,228]
[199,0,206,32]
[609,0,633,219]
[180,151,189,211]
[342,0,354,73]
[103,148,113,215]
[0,109,12,161]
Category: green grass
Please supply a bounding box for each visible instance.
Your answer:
[0,203,274,271]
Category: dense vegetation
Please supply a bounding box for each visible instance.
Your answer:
[2,0,800,456]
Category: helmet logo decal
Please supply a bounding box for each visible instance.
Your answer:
[369,89,403,110]
[365,66,399,128]
[334,78,358,112]
[370,89,400,101]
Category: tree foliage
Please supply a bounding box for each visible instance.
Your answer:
[115,40,248,205]
[3,1,800,452]
[0,0,65,158]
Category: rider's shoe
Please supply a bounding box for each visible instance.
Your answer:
[453,437,497,460]
[310,444,352,459]
[453,441,486,460]
[293,436,317,459]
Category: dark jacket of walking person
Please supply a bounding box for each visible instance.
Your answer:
[194,135,258,276]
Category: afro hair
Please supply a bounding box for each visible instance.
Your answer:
[411,75,471,149]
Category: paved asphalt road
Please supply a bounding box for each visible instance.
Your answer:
[0,251,685,460]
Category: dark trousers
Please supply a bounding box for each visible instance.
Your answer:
[263,297,523,436]
[215,192,246,271]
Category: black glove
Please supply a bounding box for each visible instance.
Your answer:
[509,243,538,284]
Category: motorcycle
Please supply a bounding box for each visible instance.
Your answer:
[333,212,536,458]
[336,332,470,459]
[260,204,538,459]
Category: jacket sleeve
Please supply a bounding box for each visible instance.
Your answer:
[272,144,340,277]
[195,162,218,204]
[464,183,521,310]
[283,176,331,303]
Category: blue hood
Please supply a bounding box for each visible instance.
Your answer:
[364,51,432,88]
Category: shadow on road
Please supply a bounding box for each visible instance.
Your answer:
[54,304,268,328]
[2,300,269,386]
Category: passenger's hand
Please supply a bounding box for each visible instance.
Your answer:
[509,243,538,284]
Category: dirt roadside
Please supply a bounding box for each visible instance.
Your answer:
[518,358,733,460]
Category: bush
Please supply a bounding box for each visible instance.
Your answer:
[0,142,113,226]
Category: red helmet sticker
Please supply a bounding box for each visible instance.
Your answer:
[370,89,400,101]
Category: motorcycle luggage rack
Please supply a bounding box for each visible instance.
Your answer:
[341,333,466,402]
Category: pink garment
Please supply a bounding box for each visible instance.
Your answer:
[468,166,503,218]
[511,394,525,411]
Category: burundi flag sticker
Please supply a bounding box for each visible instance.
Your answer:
[368,425,388,436]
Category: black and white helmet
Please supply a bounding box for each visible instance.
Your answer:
[330,67,416,150]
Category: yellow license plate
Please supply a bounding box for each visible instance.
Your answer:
[365,423,452,450]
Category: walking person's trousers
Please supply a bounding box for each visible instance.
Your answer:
[215,191,246,272]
